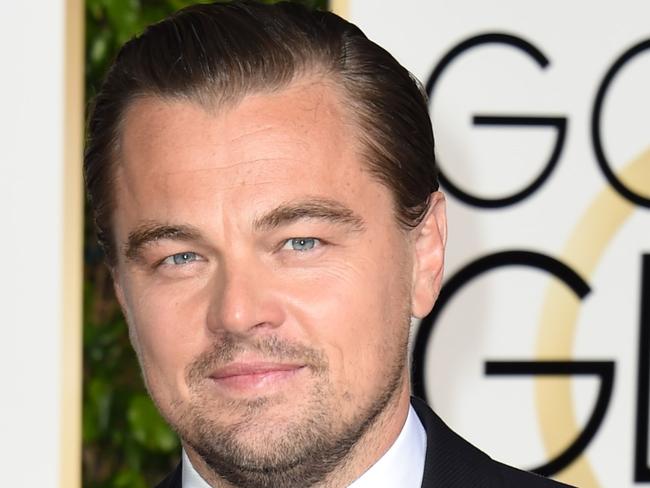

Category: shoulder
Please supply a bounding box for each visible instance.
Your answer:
[410,396,574,488]
[494,461,573,487]
[154,462,182,488]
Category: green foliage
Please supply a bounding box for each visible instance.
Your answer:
[83,0,328,487]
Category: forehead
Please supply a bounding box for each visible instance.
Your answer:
[123,78,352,152]
[114,78,386,230]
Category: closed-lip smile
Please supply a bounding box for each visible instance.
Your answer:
[209,362,306,393]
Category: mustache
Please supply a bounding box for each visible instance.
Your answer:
[186,334,328,385]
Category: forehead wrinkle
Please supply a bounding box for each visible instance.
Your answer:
[157,164,296,197]
[160,157,304,176]
[225,123,278,145]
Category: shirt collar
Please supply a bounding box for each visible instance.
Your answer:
[182,450,211,488]
[348,404,427,488]
[182,405,427,488]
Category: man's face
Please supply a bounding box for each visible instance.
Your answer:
[112,78,445,486]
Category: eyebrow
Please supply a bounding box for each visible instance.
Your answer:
[124,222,202,262]
[122,199,365,261]
[253,198,366,233]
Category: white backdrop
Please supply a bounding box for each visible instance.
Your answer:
[0,2,83,487]
[341,1,650,487]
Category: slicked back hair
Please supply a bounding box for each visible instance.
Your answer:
[84,0,438,265]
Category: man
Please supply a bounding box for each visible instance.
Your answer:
[84,1,573,487]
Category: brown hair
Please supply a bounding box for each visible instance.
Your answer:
[84,0,438,265]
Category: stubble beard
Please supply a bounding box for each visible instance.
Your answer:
[167,330,409,488]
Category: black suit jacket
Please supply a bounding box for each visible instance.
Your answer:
[156,397,574,487]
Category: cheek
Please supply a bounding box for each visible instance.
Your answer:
[121,277,209,400]
[281,250,411,391]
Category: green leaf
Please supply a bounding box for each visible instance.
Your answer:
[113,468,148,488]
[87,376,113,437]
[89,33,109,66]
[127,394,179,452]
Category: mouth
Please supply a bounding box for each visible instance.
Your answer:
[209,361,306,394]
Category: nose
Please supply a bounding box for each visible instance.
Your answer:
[206,257,286,336]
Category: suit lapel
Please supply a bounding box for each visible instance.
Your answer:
[155,461,182,488]
[411,396,499,488]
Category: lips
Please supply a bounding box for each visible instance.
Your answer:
[209,362,305,392]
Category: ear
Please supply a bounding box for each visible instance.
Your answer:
[410,192,447,318]
[111,269,143,356]
[111,267,128,313]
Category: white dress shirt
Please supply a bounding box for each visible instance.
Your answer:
[182,405,427,488]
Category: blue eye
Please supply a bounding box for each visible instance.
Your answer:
[284,238,318,251]
[163,252,199,265]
